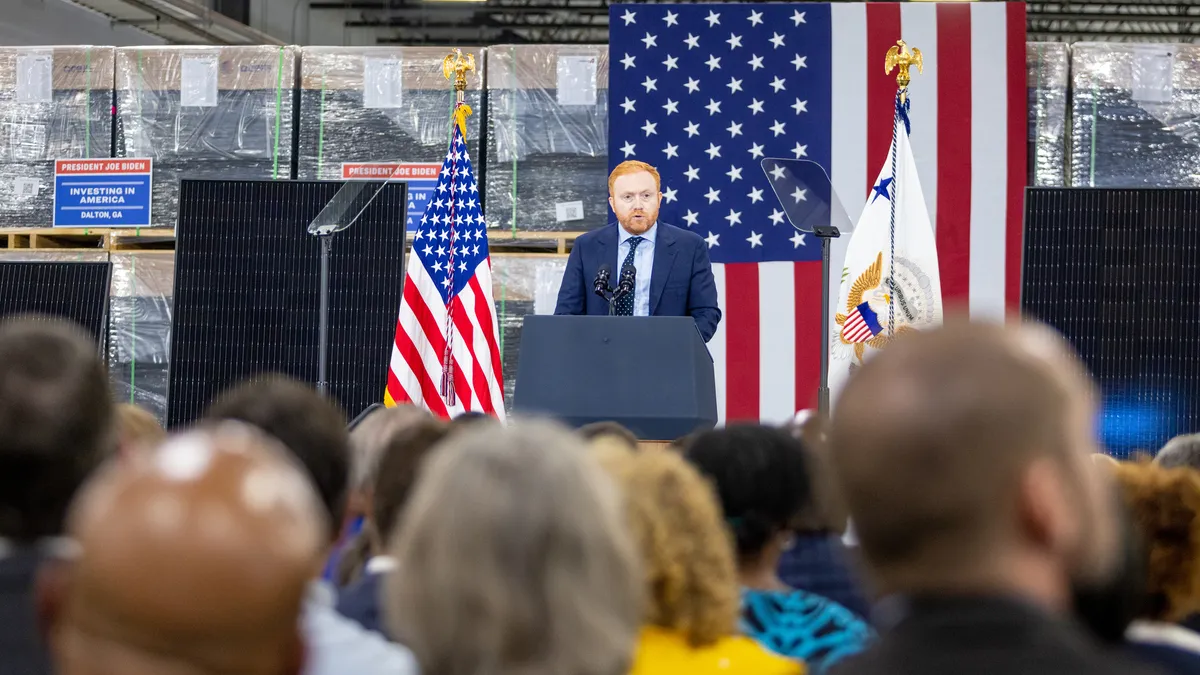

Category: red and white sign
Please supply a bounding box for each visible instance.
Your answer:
[55,159,152,175]
[341,163,440,180]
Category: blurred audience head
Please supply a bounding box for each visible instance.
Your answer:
[1071,477,1147,644]
[385,420,642,675]
[348,404,430,505]
[204,374,349,544]
[447,410,499,434]
[829,320,1117,608]
[370,417,452,550]
[603,448,739,647]
[115,404,166,460]
[683,425,812,572]
[781,411,848,533]
[44,423,327,675]
[1154,433,1200,472]
[1111,461,1200,623]
[0,316,115,544]
[579,421,639,450]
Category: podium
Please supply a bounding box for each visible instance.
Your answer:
[512,316,717,440]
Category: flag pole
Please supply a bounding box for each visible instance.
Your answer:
[439,49,476,407]
[883,40,922,339]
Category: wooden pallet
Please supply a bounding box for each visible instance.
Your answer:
[0,228,582,255]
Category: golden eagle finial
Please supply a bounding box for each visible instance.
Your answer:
[442,48,476,97]
[884,40,922,91]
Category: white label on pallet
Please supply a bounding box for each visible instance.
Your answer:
[16,53,52,104]
[555,200,585,223]
[13,177,39,199]
[181,56,219,107]
[556,55,597,106]
[1132,48,1174,104]
[364,57,403,109]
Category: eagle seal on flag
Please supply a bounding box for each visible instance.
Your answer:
[834,251,939,363]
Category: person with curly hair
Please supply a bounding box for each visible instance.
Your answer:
[684,425,874,674]
[601,449,802,675]
[1111,461,1200,674]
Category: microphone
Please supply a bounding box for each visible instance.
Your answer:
[593,264,612,298]
[616,266,636,299]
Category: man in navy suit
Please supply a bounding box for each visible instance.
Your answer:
[554,160,721,342]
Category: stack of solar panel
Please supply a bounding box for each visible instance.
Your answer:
[490,255,567,410]
[1027,43,1068,187]
[115,46,298,230]
[1071,43,1200,188]
[0,47,114,227]
[0,258,111,343]
[109,252,173,423]
[485,46,610,234]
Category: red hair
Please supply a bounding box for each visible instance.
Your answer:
[608,160,661,194]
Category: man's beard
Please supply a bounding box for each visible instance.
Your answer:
[619,208,657,233]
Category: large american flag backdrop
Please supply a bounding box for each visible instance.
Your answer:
[609,2,1027,423]
[386,123,505,419]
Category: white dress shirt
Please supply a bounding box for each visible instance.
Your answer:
[302,579,418,675]
[617,222,657,317]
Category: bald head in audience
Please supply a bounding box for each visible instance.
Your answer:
[830,320,1118,609]
[44,424,329,675]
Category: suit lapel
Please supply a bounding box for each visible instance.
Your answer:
[649,223,678,314]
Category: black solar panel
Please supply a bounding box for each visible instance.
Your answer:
[0,261,111,344]
[1023,187,1200,457]
[168,179,408,428]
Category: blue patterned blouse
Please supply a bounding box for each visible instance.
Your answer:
[740,588,875,674]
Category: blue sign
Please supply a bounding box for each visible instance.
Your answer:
[54,159,153,228]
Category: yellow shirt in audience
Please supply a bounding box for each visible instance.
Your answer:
[628,625,805,675]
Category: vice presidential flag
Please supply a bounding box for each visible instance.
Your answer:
[608,2,1026,423]
[386,121,506,420]
[830,98,943,396]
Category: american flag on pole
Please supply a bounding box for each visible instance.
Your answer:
[609,2,1026,423]
[385,119,506,420]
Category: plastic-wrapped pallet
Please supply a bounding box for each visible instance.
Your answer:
[109,251,173,424]
[0,47,114,228]
[485,46,609,234]
[1028,43,1068,187]
[115,46,297,230]
[489,254,567,409]
[297,47,482,232]
[1071,43,1200,187]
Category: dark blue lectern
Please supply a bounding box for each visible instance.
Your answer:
[512,316,718,440]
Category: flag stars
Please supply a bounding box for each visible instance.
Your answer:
[749,98,765,115]
[422,244,434,256]
[747,231,763,247]
[748,10,764,26]
[705,142,722,159]
[705,186,721,204]
[441,277,452,289]
[705,10,721,26]
[620,141,637,157]
[705,54,721,71]
[663,98,679,115]
[726,209,743,226]
[706,98,722,115]
[621,53,636,69]
[685,77,701,94]
[792,10,806,25]
[435,245,446,257]
[770,32,786,48]
[642,76,658,93]
[458,261,467,273]
[705,231,720,248]
[792,54,807,70]
[770,120,786,136]
[726,33,743,49]
[663,54,679,71]
[684,210,700,226]
[663,10,678,26]
[770,76,787,93]
[684,33,700,49]
[748,54,764,71]
[748,142,765,159]
[792,98,808,114]
[663,142,679,159]
[641,32,658,48]
[726,121,743,137]
[792,186,807,202]
[663,186,678,203]
[748,186,764,203]
[684,121,700,137]
[642,120,657,136]
[727,77,743,94]
[792,142,808,159]
[621,9,636,25]
[432,261,444,273]
[684,165,700,181]
[769,164,786,180]
[791,231,806,248]
[769,208,786,225]
[620,97,636,113]
[726,165,743,181]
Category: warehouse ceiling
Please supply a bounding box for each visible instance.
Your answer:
[64,0,280,44]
